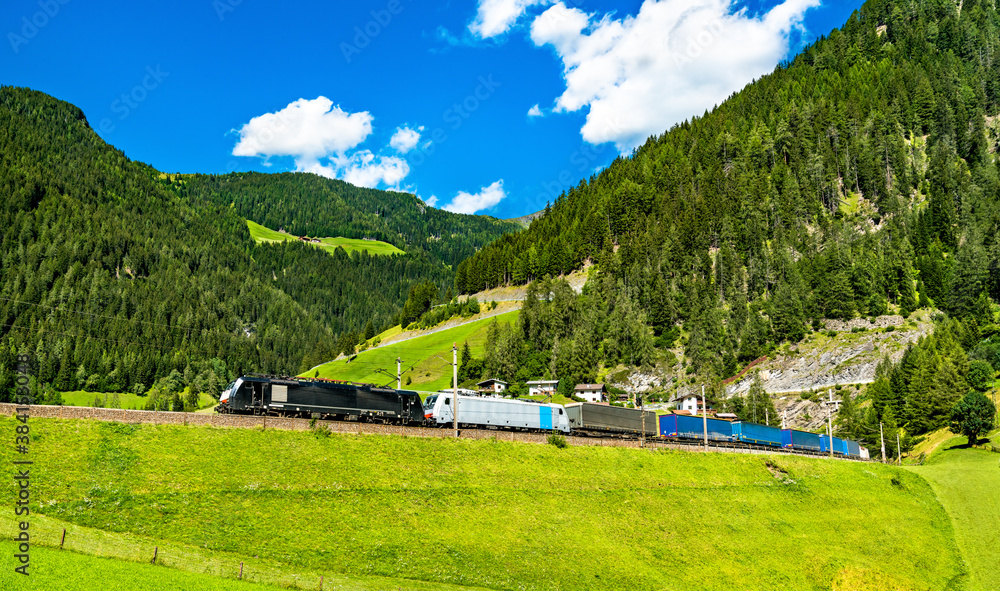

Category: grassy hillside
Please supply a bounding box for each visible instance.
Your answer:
[308,311,519,391]
[0,546,289,591]
[247,220,404,257]
[186,172,520,269]
[0,417,965,590]
[58,389,216,411]
[909,434,1000,591]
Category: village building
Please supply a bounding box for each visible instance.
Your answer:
[669,393,716,416]
[526,379,559,397]
[477,378,508,394]
[574,383,606,403]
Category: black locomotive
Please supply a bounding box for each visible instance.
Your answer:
[216,375,425,424]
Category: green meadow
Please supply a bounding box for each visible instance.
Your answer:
[247,220,404,256]
[308,311,519,391]
[909,433,1000,591]
[0,417,966,591]
[57,389,216,411]
[0,546,289,591]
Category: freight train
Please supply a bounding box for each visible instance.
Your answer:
[217,376,869,460]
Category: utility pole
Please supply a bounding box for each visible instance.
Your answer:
[640,394,645,448]
[880,422,886,464]
[452,343,459,437]
[827,404,833,459]
[396,357,402,390]
[702,385,708,453]
[896,432,902,465]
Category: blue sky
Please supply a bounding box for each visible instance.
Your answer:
[2,0,864,219]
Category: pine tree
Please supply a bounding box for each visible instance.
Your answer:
[771,281,806,343]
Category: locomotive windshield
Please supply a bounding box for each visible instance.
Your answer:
[220,378,243,403]
[424,394,438,408]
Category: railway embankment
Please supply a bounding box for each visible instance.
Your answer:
[1,403,858,458]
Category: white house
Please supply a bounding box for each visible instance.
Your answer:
[669,393,714,415]
[477,378,508,394]
[574,383,606,403]
[526,379,559,397]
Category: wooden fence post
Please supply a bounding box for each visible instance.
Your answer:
[152,547,158,564]
[60,529,66,549]
[319,575,324,590]
[239,561,244,579]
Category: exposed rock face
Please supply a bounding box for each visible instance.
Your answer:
[772,395,841,432]
[727,313,932,396]
[606,312,936,432]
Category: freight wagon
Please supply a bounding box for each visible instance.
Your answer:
[732,421,784,447]
[564,402,659,437]
[425,393,571,433]
[659,414,734,441]
[820,435,849,455]
[217,375,425,424]
[781,429,823,452]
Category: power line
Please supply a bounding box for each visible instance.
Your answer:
[0,322,182,352]
[0,296,200,333]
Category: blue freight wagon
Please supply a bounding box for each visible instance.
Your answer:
[820,435,849,455]
[659,414,734,441]
[732,421,783,447]
[846,439,861,458]
[781,429,823,452]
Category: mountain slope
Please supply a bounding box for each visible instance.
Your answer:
[184,171,520,269]
[453,0,1000,397]
[0,87,515,402]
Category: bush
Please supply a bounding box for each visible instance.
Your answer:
[547,433,568,448]
[310,418,331,439]
[967,359,995,392]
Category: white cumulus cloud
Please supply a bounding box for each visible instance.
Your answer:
[470,0,551,38]
[233,97,418,190]
[390,126,423,153]
[530,0,819,151]
[424,195,439,208]
[232,97,373,171]
[443,180,507,214]
[331,151,410,189]
[527,104,543,117]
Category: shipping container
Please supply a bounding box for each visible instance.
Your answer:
[781,429,823,452]
[659,414,734,441]
[732,422,783,447]
[565,402,658,436]
[820,435,849,455]
[846,439,861,458]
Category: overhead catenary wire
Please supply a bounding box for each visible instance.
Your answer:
[0,322,185,353]
[0,296,201,333]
